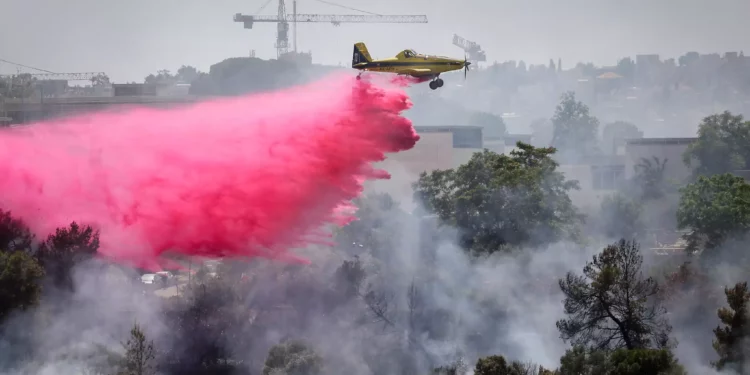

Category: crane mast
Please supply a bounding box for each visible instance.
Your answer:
[234,0,428,58]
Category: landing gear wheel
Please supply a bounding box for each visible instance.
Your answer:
[429,81,438,90]
[436,78,444,87]
[356,74,361,80]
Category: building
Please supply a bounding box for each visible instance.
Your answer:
[624,137,696,182]
[0,95,210,124]
[365,125,483,206]
[557,154,626,213]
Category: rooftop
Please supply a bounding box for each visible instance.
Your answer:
[626,137,697,145]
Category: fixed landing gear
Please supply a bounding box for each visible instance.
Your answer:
[428,78,444,90]
[356,73,362,80]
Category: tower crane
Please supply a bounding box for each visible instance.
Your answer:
[452,34,486,65]
[234,0,428,58]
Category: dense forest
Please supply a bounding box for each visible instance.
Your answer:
[3,84,750,375]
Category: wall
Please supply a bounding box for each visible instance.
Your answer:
[365,131,454,205]
[558,159,625,215]
[364,126,483,208]
[624,138,696,184]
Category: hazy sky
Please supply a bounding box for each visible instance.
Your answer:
[2,0,749,82]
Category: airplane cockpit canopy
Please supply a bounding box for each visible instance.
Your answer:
[403,49,418,58]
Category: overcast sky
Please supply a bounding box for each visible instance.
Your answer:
[2,0,749,82]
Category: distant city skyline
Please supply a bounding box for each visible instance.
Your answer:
[2,0,749,82]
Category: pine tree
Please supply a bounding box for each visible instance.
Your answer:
[712,282,750,372]
[119,322,156,375]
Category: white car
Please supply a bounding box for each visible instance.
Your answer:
[140,274,157,284]
[141,273,168,285]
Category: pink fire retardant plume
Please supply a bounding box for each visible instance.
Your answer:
[0,73,420,269]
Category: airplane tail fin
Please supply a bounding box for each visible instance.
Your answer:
[352,42,372,67]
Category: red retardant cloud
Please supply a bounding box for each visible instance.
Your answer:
[0,73,419,269]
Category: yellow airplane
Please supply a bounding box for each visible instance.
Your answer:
[351,42,470,90]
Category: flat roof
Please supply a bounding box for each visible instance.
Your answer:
[626,137,697,145]
[413,125,483,133]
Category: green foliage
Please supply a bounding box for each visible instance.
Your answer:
[0,210,34,251]
[0,250,44,322]
[607,348,685,375]
[433,357,470,375]
[333,256,366,300]
[474,355,514,375]
[558,346,608,375]
[676,173,750,253]
[262,339,323,375]
[474,355,550,375]
[163,275,247,369]
[413,143,582,255]
[118,322,156,375]
[712,281,750,372]
[683,111,750,177]
[468,111,506,139]
[0,210,43,324]
[557,240,671,351]
[633,157,669,200]
[558,347,684,375]
[550,91,600,162]
[599,194,643,240]
[34,222,100,291]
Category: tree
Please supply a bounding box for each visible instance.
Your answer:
[633,156,668,200]
[262,339,323,375]
[558,346,608,375]
[34,222,100,291]
[468,111,506,139]
[0,210,43,324]
[162,276,243,371]
[433,357,470,375]
[557,239,672,351]
[683,111,750,177]
[90,73,111,87]
[606,348,685,375]
[615,58,636,82]
[474,355,552,375]
[144,69,175,85]
[118,322,156,375]
[599,194,643,240]
[676,174,750,254]
[413,143,582,255]
[0,73,36,99]
[557,346,683,375]
[175,65,200,83]
[0,250,44,322]
[0,209,34,251]
[601,121,641,155]
[550,92,600,163]
[712,281,750,372]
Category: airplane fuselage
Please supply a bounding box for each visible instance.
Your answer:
[353,57,465,77]
[351,43,470,90]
